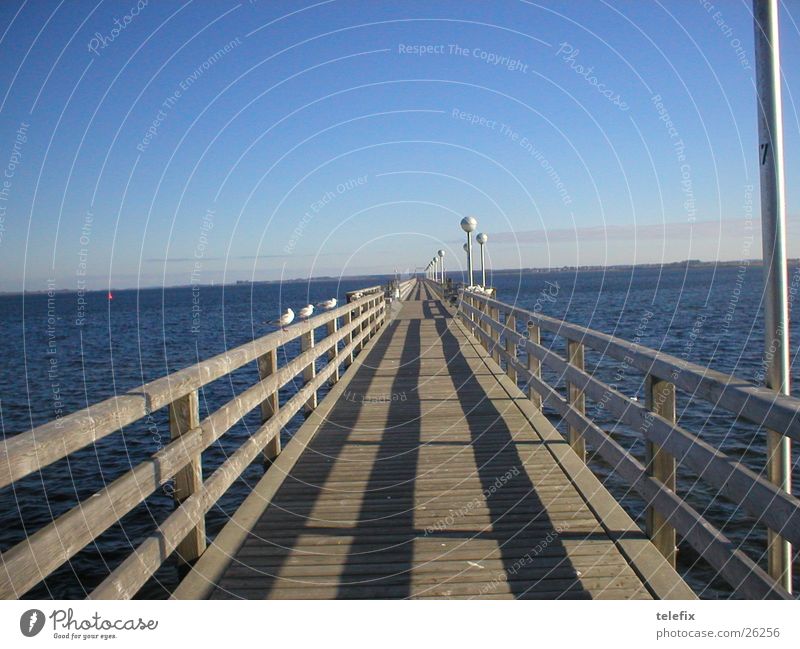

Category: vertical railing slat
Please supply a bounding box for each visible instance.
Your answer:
[566,339,586,462]
[168,390,205,563]
[301,328,317,411]
[645,375,678,567]
[490,305,500,363]
[326,317,340,385]
[505,311,517,383]
[527,321,542,408]
[257,349,281,461]
[344,308,354,366]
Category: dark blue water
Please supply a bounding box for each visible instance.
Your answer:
[1,266,798,598]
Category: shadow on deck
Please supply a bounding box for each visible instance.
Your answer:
[175,282,689,600]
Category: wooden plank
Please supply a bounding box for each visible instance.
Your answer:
[195,288,674,601]
[461,299,800,550]
[566,339,586,462]
[452,311,695,600]
[0,427,202,599]
[257,349,281,462]
[301,329,317,412]
[326,318,340,385]
[645,375,677,567]
[527,321,542,408]
[465,303,781,597]
[169,390,205,563]
[197,301,383,450]
[502,353,789,598]
[90,313,381,600]
[505,312,517,383]
[172,311,392,600]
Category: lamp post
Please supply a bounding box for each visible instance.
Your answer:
[476,232,488,288]
[754,0,791,591]
[437,249,445,284]
[460,216,477,286]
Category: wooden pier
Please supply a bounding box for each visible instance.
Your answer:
[1,278,798,599]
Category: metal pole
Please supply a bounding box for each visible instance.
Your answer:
[467,234,474,286]
[754,0,792,592]
[481,244,486,287]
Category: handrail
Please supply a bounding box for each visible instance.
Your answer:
[467,290,800,444]
[449,282,797,599]
[345,285,382,301]
[0,294,376,490]
[0,287,386,599]
[397,278,416,300]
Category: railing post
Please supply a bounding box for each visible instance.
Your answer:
[527,321,542,408]
[480,299,489,351]
[301,328,317,411]
[566,339,586,462]
[368,296,376,335]
[645,375,677,567]
[490,306,501,364]
[256,349,281,461]
[362,299,369,343]
[168,390,205,563]
[326,317,340,385]
[505,311,517,383]
[344,306,354,366]
[355,301,365,355]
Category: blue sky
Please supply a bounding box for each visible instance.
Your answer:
[0,0,799,290]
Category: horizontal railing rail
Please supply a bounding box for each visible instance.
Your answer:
[446,281,798,600]
[0,289,386,599]
[345,285,383,302]
[397,278,416,300]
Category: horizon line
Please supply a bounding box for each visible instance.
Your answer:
[3,257,794,297]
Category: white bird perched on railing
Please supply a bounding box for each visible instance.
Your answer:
[297,304,314,320]
[266,307,294,331]
[317,298,337,310]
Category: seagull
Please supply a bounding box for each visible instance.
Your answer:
[266,307,294,331]
[298,304,314,320]
[317,298,337,310]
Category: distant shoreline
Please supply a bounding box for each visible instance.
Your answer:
[3,258,797,297]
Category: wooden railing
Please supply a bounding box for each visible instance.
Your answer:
[397,278,416,301]
[445,281,799,600]
[0,289,386,599]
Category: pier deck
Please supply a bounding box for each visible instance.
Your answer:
[175,281,690,599]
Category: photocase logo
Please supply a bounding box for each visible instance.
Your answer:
[20,609,45,637]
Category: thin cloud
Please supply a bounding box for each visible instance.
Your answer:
[146,252,341,262]
[483,215,800,244]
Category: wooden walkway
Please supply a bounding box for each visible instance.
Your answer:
[175,281,691,599]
